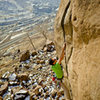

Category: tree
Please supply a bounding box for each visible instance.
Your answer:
[26,32,36,51]
[35,21,49,41]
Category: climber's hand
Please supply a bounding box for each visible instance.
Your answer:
[58,42,66,64]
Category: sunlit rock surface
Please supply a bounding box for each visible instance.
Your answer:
[54,0,100,100]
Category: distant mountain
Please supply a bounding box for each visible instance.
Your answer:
[0,0,60,37]
[0,0,60,22]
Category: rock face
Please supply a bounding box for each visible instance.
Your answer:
[54,0,100,100]
[0,82,8,96]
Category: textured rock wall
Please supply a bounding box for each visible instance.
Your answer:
[54,0,100,100]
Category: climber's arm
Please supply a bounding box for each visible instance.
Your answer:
[58,43,66,64]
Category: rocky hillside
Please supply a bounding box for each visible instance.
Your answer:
[0,41,65,99]
[54,0,100,100]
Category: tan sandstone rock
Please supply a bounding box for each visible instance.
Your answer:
[17,73,29,82]
[31,51,37,57]
[0,96,3,100]
[20,50,30,62]
[0,82,8,96]
[54,0,100,100]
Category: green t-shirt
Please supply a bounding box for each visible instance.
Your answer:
[51,62,63,78]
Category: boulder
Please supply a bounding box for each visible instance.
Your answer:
[0,96,3,100]
[34,64,43,70]
[0,81,8,96]
[9,81,19,86]
[36,60,41,64]
[40,93,44,97]
[57,89,64,97]
[40,60,45,64]
[2,71,10,79]
[38,79,44,86]
[51,90,57,98]
[31,96,38,100]
[43,87,49,93]
[43,47,48,52]
[32,85,37,89]
[30,85,41,98]
[24,65,30,69]
[11,87,28,100]
[39,98,44,100]
[37,60,45,64]
[33,85,42,96]
[0,80,3,85]
[3,93,13,100]
[14,67,18,73]
[44,91,50,99]
[30,93,35,100]
[17,73,29,82]
[9,73,17,81]
[46,41,55,52]
[20,50,30,62]
[46,40,54,46]
[31,51,37,57]
[47,45,55,52]
[43,41,55,52]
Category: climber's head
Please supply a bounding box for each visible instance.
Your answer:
[49,58,57,65]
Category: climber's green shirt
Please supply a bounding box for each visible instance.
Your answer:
[51,62,63,79]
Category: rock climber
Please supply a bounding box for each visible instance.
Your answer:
[49,43,66,88]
